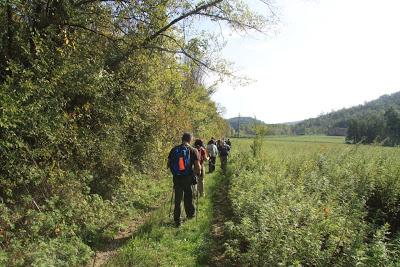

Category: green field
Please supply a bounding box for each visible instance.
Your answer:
[234,135,346,144]
[264,135,346,144]
[105,136,400,266]
[224,136,400,266]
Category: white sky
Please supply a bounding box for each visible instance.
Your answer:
[211,0,400,123]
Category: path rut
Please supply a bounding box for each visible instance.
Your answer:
[208,173,234,267]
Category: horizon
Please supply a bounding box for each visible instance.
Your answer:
[227,90,400,124]
[211,0,400,124]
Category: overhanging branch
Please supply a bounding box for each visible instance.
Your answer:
[142,0,223,46]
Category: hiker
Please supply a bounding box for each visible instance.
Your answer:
[207,138,218,173]
[216,139,222,152]
[194,139,208,197]
[219,141,231,172]
[168,133,201,227]
[207,137,215,146]
[226,138,232,147]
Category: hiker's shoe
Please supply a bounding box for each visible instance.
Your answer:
[174,221,181,228]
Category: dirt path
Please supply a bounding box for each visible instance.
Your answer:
[208,173,234,267]
[87,171,232,267]
[86,199,168,267]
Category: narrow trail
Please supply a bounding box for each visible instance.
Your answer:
[208,172,234,267]
[86,198,168,267]
[89,168,233,267]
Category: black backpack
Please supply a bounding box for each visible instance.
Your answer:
[220,144,230,156]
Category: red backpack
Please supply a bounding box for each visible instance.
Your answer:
[198,147,207,164]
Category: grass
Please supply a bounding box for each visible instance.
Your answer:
[265,135,346,144]
[105,135,400,266]
[105,169,223,267]
[235,135,346,144]
[223,137,400,266]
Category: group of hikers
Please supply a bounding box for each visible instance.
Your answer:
[167,133,231,227]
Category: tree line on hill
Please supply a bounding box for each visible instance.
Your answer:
[292,91,400,136]
[0,1,272,265]
[346,106,400,146]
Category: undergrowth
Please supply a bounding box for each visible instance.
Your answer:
[224,139,400,266]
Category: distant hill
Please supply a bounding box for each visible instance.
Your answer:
[228,91,400,136]
[227,117,266,136]
[292,91,400,135]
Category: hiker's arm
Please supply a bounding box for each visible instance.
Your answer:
[194,160,201,177]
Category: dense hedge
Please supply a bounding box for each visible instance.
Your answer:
[0,1,233,265]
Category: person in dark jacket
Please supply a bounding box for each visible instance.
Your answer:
[226,138,232,147]
[167,133,201,227]
[219,141,231,173]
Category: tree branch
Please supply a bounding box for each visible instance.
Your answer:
[144,45,221,74]
[142,0,223,46]
[197,12,264,33]
[65,23,123,43]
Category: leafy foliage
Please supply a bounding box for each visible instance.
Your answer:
[0,0,274,265]
[228,117,267,136]
[250,124,268,157]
